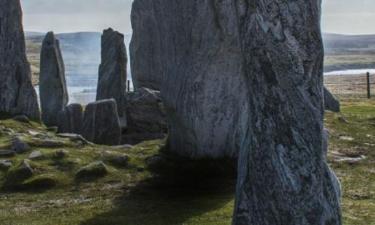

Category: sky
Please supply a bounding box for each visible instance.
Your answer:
[21,0,375,35]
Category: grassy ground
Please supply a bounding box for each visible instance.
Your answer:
[0,99,374,225]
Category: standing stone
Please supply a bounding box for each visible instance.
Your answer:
[81,99,121,146]
[132,0,341,223]
[123,87,167,144]
[233,1,342,225]
[97,28,127,127]
[130,0,249,158]
[39,32,69,127]
[0,0,40,120]
[324,87,341,112]
[57,103,83,134]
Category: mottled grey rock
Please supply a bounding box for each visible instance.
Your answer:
[54,149,68,159]
[233,1,342,225]
[75,161,108,179]
[324,87,341,112]
[0,150,16,157]
[102,152,129,168]
[30,138,65,148]
[0,0,40,120]
[97,28,127,123]
[0,160,12,171]
[81,99,121,146]
[57,133,91,145]
[39,32,69,127]
[12,115,30,123]
[57,103,83,134]
[11,159,34,182]
[11,137,31,154]
[29,150,43,160]
[124,88,167,144]
[130,0,248,158]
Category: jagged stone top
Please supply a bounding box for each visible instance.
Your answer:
[101,28,127,64]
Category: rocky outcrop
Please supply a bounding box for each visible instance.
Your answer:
[57,103,83,134]
[97,28,127,125]
[0,0,40,120]
[81,99,121,146]
[39,32,69,127]
[130,0,248,158]
[324,87,341,112]
[123,88,167,144]
[132,0,341,224]
[233,1,342,225]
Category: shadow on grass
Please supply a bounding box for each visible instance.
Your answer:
[81,155,237,225]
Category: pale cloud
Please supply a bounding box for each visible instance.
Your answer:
[21,0,133,33]
[322,0,375,34]
[21,0,375,34]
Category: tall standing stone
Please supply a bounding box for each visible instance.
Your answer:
[97,28,127,126]
[131,0,342,223]
[0,0,40,120]
[233,1,342,225]
[39,32,68,127]
[130,0,249,158]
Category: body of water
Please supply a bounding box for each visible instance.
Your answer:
[324,69,375,76]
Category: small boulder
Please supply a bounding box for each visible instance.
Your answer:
[30,138,65,148]
[324,87,341,112]
[57,133,91,145]
[11,137,31,154]
[0,150,16,157]
[124,88,167,144]
[5,160,34,187]
[0,160,13,171]
[22,174,58,190]
[75,161,108,180]
[47,127,59,133]
[103,153,129,168]
[81,99,121,145]
[57,103,84,134]
[54,149,69,159]
[29,150,43,160]
[12,115,30,123]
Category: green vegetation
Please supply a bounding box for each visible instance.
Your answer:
[0,100,374,225]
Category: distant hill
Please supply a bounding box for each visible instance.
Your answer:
[323,33,375,72]
[323,33,375,54]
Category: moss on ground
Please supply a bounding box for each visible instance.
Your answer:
[0,100,374,225]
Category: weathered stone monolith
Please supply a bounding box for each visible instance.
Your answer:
[81,99,121,146]
[97,28,127,127]
[131,0,342,224]
[233,1,342,225]
[39,32,68,126]
[130,0,248,158]
[0,0,40,120]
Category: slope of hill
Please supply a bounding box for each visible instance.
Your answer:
[323,33,375,72]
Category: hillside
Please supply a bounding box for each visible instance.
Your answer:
[323,33,375,72]
[0,99,374,225]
